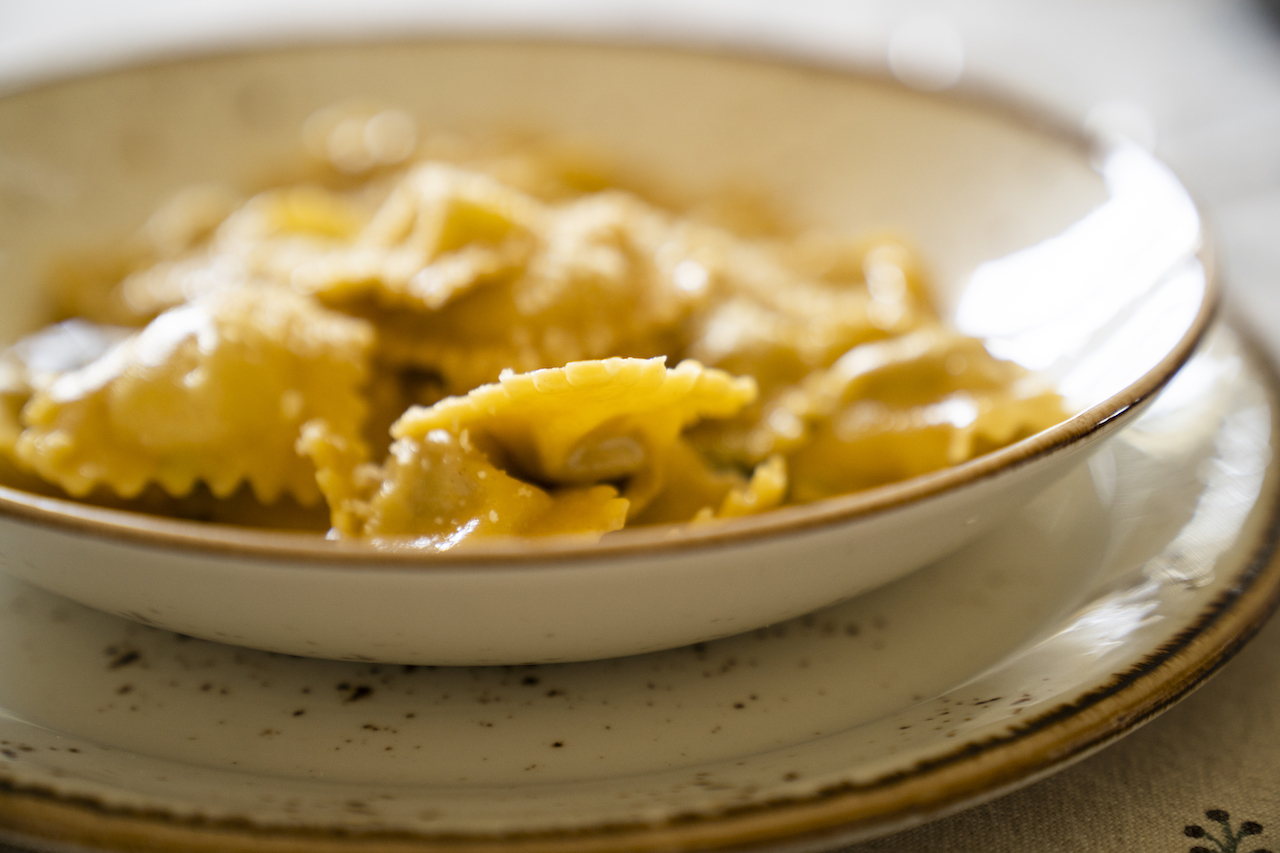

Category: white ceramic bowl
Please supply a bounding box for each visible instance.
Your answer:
[0,42,1215,664]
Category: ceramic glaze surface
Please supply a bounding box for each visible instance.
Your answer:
[0,42,1215,665]
[0,322,1272,852]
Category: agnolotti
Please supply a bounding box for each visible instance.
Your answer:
[700,325,1068,501]
[303,170,722,397]
[14,287,372,504]
[299,420,630,546]
[291,163,547,311]
[300,357,758,544]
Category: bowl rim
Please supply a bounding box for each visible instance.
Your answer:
[0,37,1223,566]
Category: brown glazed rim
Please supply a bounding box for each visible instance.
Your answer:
[0,313,1274,853]
[0,39,1223,567]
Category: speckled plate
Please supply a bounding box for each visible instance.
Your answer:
[0,319,1273,852]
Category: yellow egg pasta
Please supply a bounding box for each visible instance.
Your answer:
[15,287,372,504]
[298,419,628,545]
[0,114,1070,544]
[392,357,756,517]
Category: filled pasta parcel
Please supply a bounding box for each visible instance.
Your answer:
[1,115,1069,545]
[298,357,755,547]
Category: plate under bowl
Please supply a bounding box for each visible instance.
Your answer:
[0,320,1270,852]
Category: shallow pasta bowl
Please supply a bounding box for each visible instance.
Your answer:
[0,41,1215,665]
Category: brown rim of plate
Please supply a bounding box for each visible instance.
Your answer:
[0,38,1222,566]
[0,317,1270,853]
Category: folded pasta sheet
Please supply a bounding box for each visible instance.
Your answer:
[706,326,1068,501]
[394,358,754,488]
[299,357,756,545]
[14,288,372,504]
[298,419,628,545]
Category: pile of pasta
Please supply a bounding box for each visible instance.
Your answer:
[0,115,1067,546]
